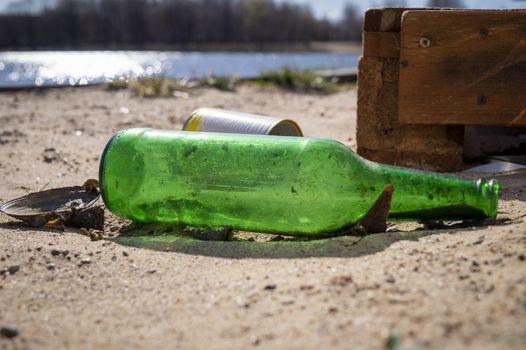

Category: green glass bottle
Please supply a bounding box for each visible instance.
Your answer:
[99,129,499,237]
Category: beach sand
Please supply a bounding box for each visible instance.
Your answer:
[0,85,525,349]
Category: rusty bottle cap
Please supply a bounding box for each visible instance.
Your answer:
[0,180,100,227]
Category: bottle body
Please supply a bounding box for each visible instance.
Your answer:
[99,129,499,236]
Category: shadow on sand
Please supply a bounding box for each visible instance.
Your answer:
[0,218,507,259]
[111,228,448,259]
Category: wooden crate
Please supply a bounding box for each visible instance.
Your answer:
[357,8,526,172]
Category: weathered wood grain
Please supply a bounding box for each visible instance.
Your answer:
[364,8,406,32]
[357,56,464,171]
[357,8,464,172]
[399,10,526,126]
[363,32,400,58]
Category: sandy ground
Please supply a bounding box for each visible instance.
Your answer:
[0,85,525,349]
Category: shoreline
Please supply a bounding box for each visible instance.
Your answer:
[0,67,359,91]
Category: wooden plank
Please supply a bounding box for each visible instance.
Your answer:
[399,10,526,126]
[357,56,464,172]
[364,8,407,32]
[363,32,400,58]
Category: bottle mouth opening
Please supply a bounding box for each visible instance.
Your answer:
[476,178,500,218]
[476,178,500,196]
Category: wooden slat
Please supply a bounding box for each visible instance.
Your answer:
[363,32,400,58]
[398,10,526,126]
[357,55,464,172]
[364,8,407,32]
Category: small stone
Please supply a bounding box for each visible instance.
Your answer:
[236,296,250,308]
[47,263,56,270]
[0,325,19,338]
[264,284,277,291]
[330,275,353,287]
[472,237,484,245]
[7,265,19,275]
[69,206,104,231]
[250,335,260,345]
[42,148,59,163]
[328,306,338,313]
[386,275,396,283]
[79,258,91,266]
[471,261,481,273]
[51,249,61,256]
[89,231,100,241]
[518,254,525,262]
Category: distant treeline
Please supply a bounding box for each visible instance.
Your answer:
[0,0,363,50]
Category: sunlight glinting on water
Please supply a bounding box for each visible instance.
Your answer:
[0,51,358,88]
[0,51,165,87]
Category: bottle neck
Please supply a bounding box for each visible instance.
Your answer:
[365,161,499,221]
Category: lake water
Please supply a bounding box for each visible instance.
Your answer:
[0,51,359,88]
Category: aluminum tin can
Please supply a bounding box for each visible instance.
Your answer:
[183,108,303,136]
